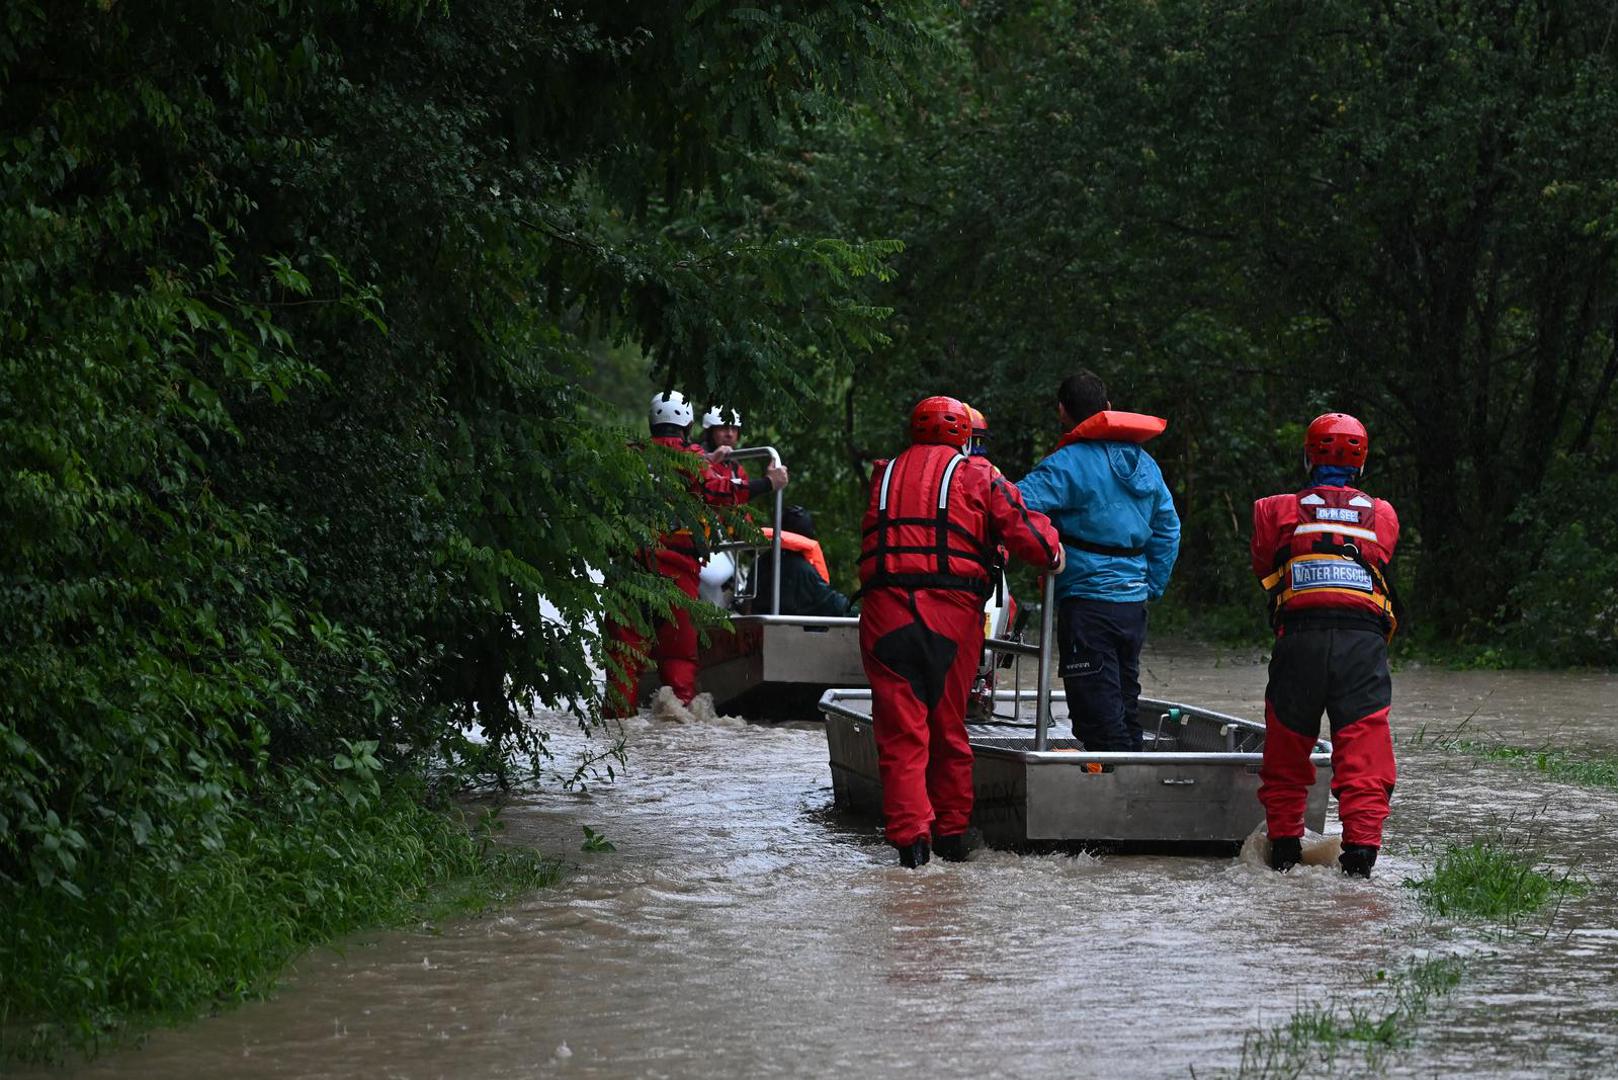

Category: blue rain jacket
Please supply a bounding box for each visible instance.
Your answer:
[1017,440,1181,603]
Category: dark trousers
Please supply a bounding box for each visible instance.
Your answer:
[1057,598,1147,751]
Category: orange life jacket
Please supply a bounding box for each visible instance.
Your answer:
[1054,410,1167,451]
[760,528,830,583]
[1047,411,1168,557]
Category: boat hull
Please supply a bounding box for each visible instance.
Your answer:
[641,615,863,718]
[822,690,1332,850]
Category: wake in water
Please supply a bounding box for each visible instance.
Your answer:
[647,685,747,728]
[1239,824,1344,869]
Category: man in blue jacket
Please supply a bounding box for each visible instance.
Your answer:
[1016,371,1181,751]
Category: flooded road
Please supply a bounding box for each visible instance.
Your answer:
[46,643,1618,1079]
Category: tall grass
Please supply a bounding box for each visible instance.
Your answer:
[1405,837,1577,922]
[0,774,561,1063]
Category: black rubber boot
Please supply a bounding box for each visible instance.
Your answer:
[933,834,968,863]
[1268,836,1302,872]
[1339,843,1378,878]
[897,840,931,868]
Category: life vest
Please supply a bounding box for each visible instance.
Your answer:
[707,458,752,507]
[1259,487,1397,636]
[760,528,830,583]
[858,444,1000,598]
[1053,410,1167,451]
[1049,411,1167,557]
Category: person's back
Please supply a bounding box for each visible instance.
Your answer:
[859,446,1042,600]
[858,396,1060,867]
[1252,486,1398,629]
[1022,437,1176,601]
[1252,412,1400,878]
[1017,370,1180,751]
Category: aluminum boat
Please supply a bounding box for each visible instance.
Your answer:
[818,577,1333,851]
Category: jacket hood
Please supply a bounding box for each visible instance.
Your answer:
[1106,443,1157,495]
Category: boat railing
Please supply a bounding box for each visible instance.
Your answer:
[820,684,1326,764]
[728,613,857,627]
[703,445,785,615]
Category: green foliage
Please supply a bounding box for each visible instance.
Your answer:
[1443,739,1618,793]
[0,0,937,1055]
[778,0,1618,663]
[0,773,560,1062]
[1500,456,1618,665]
[1405,838,1577,922]
[1,0,932,880]
[580,825,616,853]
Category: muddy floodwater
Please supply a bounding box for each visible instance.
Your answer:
[46,643,1618,1079]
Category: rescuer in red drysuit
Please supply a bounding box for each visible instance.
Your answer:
[699,406,789,507]
[1252,412,1401,878]
[858,396,1062,868]
[604,391,737,716]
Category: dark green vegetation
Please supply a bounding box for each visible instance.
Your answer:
[776,1,1618,665]
[1,0,932,1055]
[3,772,558,1063]
[5,0,1616,1060]
[1220,957,1464,1079]
[1406,837,1578,922]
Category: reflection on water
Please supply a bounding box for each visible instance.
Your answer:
[46,643,1618,1080]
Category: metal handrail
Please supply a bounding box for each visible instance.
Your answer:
[1033,572,1056,750]
[727,613,857,627]
[818,687,1333,764]
[983,635,1039,658]
[710,445,784,615]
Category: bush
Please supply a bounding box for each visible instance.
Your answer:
[0,769,559,1063]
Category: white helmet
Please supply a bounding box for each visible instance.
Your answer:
[649,391,694,429]
[701,406,742,430]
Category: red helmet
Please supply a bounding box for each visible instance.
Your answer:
[910,395,971,447]
[1305,412,1369,469]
